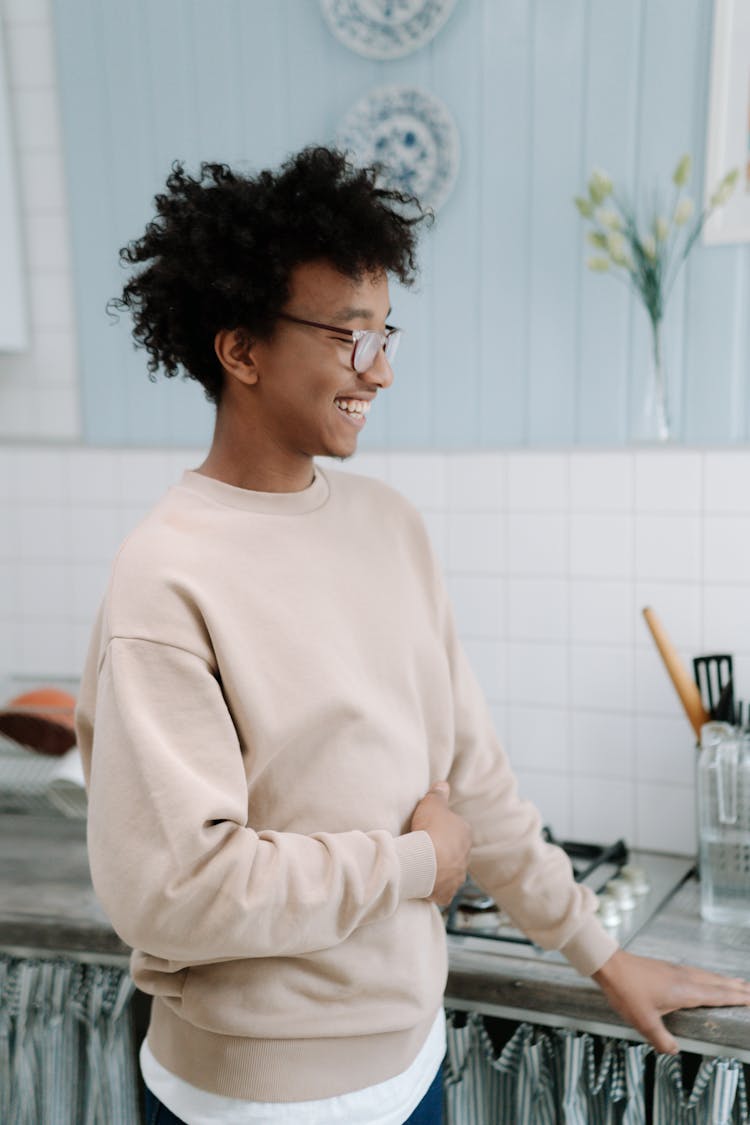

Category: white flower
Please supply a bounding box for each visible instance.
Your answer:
[642,235,657,260]
[655,217,669,241]
[587,256,611,272]
[607,232,629,264]
[672,154,692,188]
[596,208,622,231]
[588,170,613,205]
[710,169,739,207]
[674,198,694,225]
[587,231,608,249]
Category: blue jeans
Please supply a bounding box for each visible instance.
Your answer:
[144,1064,443,1124]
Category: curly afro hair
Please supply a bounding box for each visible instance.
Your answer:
[109,146,433,405]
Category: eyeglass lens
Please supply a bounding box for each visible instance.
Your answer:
[353,331,400,374]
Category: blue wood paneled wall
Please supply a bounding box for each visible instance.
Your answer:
[52,0,750,449]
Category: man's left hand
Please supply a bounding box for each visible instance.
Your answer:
[592,949,750,1054]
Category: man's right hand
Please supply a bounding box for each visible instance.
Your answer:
[410,781,472,906]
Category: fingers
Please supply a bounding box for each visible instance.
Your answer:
[415,781,471,906]
[663,965,750,1012]
[639,1016,678,1056]
[675,979,750,1011]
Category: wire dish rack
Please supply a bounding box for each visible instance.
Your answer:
[0,737,87,818]
[0,674,86,818]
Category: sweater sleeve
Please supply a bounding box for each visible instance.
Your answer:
[434,575,618,977]
[77,636,436,963]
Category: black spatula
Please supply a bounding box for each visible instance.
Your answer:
[693,654,734,722]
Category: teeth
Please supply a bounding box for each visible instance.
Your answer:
[335,398,370,415]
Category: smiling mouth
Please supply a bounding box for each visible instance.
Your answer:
[334,398,371,427]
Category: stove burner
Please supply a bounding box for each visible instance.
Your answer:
[445,830,695,959]
[540,827,629,882]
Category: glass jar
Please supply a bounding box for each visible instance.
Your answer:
[697,726,750,925]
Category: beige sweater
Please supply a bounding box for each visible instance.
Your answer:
[76,466,617,1102]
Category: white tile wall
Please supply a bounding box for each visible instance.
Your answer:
[507,513,566,575]
[571,777,636,844]
[446,573,505,638]
[704,452,750,512]
[462,638,507,704]
[570,646,634,711]
[513,769,573,838]
[507,642,569,708]
[388,452,446,510]
[569,580,632,645]
[446,452,505,512]
[704,516,750,582]
[0,0,79,439]
[636,782,697,855]
[2,445,750,858]
[569,514,633,578]
[447,512,505,573]
[507,705,570,772]
[635,514,702,581]
[634,451,702,513]
[507,452,567,511]
[508,578,568,642]
[571,710,634,780]
[569,452,632,512]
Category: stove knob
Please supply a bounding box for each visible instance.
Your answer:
[596,893,622,928]
[620,865,651,896]
[606,878,637,911]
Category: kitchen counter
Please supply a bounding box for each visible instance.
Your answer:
[446,878,750,1060]
[2,814,750,1059]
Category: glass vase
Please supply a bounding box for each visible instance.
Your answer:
[636,318,671,442]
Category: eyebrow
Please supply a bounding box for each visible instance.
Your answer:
[332,305,393,322]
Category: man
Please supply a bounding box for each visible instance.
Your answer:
[76,147,750,1125]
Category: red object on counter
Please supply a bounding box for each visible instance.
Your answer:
[0,688,77,756]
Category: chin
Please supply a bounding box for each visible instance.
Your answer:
[320,438,358,462]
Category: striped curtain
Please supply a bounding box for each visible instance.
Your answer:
[654,1055,749,1124]
[0,955,139,1125]
[444,1010,749,1124]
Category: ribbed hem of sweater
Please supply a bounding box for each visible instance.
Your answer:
[146,999,438,1102]
[560,915,619,976]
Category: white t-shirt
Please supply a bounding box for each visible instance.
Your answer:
[140,1008,446,1125]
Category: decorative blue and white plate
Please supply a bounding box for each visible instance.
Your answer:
[337,86,460,212]
[320,0,457,60]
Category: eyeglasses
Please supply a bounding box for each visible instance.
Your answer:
[278,312,402,374]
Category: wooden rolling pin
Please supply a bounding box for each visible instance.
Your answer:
[642,607,709,737]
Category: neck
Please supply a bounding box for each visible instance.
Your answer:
[196,403,316,494]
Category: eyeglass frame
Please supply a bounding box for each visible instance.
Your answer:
[277,312,402,373]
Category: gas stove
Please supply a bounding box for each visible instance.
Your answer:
[445,827,695,962]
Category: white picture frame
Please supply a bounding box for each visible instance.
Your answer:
[703,0,750,244]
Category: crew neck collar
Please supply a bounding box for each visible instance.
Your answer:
[178,465,330,515]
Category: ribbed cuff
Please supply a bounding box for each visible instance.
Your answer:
[394,830,437,900]
[560,915,620,976]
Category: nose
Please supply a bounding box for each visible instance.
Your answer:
[361,347,394,389]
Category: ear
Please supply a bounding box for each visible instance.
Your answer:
[214,327,260,386]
